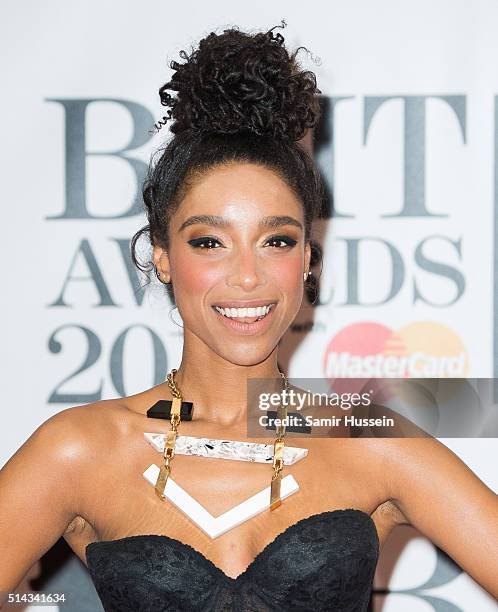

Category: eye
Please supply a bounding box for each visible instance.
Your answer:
[265,235,298,248]
[187,237,223,249]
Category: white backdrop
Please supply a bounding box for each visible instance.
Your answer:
[1,1,497,610]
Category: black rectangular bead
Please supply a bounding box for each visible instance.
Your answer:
[146,399,194,421]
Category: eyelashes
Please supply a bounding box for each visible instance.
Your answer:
[187,235,298,250]
[187,237,220,249]
[266,235,298,249]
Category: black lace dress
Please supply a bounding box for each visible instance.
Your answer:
[86,509,379,611]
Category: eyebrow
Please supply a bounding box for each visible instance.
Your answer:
[178,215,303,232]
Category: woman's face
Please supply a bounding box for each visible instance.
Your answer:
[153,162,311,366]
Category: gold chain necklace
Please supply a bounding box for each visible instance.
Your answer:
[154,368,290,512]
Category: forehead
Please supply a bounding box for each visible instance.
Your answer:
[176,162,303,222]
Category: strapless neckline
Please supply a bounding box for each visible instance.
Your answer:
[86,508,378,582]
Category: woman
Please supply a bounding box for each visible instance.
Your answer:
[1,22,497,612]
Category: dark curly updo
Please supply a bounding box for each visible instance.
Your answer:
[131,21,325,304]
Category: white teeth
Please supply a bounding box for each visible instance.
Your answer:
[214,304,274,318]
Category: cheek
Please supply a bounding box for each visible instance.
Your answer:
[271,255,303,293]
[272,252,302,289]
[173,251,221,297]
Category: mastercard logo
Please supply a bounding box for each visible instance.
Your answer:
[323,321,469,378]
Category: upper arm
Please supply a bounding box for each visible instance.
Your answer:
[0,408,91,598]
[381,437,498,599]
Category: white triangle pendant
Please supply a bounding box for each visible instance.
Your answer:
[143,464,299,539]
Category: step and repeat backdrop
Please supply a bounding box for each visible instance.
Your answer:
[1,0,497,610]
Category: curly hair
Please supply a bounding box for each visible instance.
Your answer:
[131,21,325,304]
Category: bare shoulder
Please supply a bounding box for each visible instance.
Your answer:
[328,435,497,543]
[26,399,129,460]
[339,437,449,491]
[357,436,476,485]
[339,435,454,474]
[21,400,132,538]
[358,436,497,519]
[371,435,496,499]
[0,398,130,593]
[328,437,420,525]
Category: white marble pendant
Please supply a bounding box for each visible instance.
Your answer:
[143,464,299,538]
[143,433,308,465]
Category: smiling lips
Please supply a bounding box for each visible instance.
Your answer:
[211,300,277,328]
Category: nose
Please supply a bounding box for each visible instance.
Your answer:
[225,248,267,291]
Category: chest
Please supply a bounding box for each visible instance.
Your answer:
[77,426,383,577]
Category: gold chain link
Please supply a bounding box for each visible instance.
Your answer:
[166,368,182,398]
[154,368,182,500]
[156,367,290,511]
[272,371,289,483]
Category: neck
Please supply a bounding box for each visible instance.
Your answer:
[170,348,284,428]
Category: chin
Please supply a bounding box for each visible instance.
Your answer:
[215,345,277,368]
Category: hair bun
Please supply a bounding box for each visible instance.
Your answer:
[158,22,321,141]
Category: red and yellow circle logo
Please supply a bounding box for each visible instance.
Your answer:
[323,321,469,378]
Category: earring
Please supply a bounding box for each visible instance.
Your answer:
[303,271,309,281]
[155,266,170,284]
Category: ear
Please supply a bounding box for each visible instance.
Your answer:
[304,241,312,276]
[152,245,171,283]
